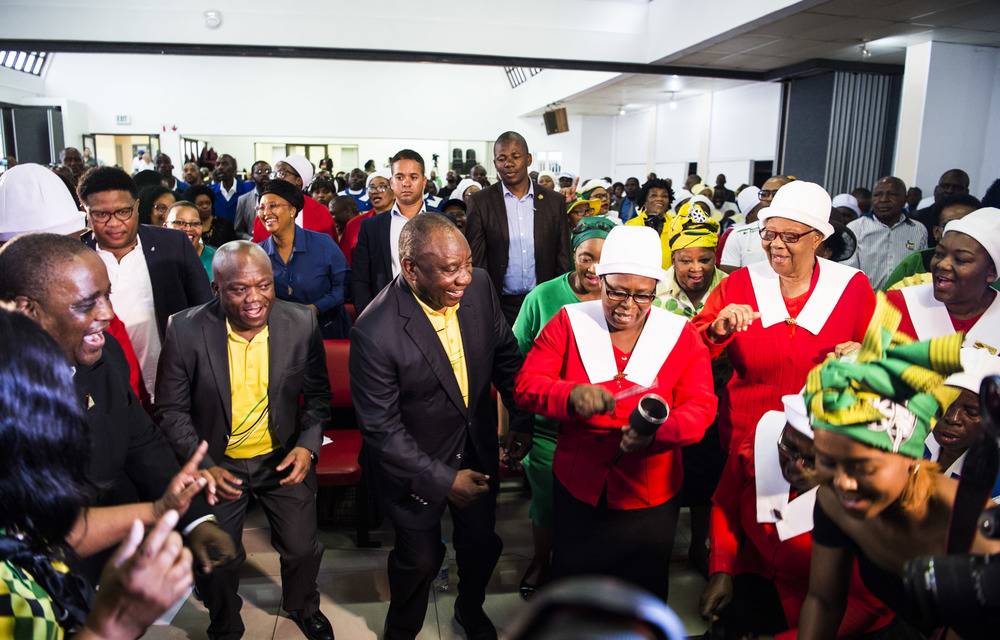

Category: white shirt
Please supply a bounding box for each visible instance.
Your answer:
[96,236,162,400]
[389,202,426,277]
[721,220,767,268]
[218,179,238,202]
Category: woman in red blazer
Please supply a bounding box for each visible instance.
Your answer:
[515,225,716,600]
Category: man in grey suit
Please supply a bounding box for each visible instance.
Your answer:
[155,241,333,640]
[234,160,272,239]
[350,214,532,640]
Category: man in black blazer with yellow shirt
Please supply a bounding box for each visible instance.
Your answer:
[350,214,532,640]
[464,131,570,326]
[155,242,333,640]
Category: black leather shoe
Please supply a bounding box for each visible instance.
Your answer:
[454,605,497,640]
[289,610,335,640]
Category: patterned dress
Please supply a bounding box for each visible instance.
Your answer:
[0,560,66,640]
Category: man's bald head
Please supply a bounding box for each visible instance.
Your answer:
[212,241,271,283]
[399,213,465,263]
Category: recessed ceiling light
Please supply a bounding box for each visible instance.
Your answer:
[618,106,626,116]
[204,10,222,29]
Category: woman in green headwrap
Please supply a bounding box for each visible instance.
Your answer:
[798,294,1000,638]
[511,216,616,600]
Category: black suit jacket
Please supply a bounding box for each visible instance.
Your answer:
[154,299,330,467]
[74,332,210,578]
[84,225,213,338]
[464,181,570,295]
[350,211,393,315]
[349,270,531,529]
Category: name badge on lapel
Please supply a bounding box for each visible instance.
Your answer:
[906,240,916,250]
[85,394,95,410]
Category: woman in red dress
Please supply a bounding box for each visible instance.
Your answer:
[692,181,875,451]
[515,225,716,599]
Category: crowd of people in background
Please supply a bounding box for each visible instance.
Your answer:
[1,132,999,640]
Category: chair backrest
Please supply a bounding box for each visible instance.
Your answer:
[344,303,357,323]
[323,339,352,408]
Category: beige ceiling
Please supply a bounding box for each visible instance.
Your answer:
[661,0,1000,70]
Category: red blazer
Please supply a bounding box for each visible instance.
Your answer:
[692,263,875,450]
[514,307,716,510]
[339,209,377,266]
[710,432,895,639]
[252,194,336,243]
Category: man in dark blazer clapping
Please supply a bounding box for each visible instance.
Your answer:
[350,214,532,640]
[155,241,334,640]
[464,131,570,326]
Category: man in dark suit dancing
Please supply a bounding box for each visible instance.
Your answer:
[155,241,334,640]
[464,131,570,326]
[350,214,533,640]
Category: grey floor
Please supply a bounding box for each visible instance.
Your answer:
[143,482,709,639]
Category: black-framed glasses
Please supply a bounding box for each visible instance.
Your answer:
[368,184,391,194]
[759,228,817,244]
[88,202,136,223]
[168,219,203,229]
[153,203,171,214]
[777,437,815,469]
[272,168,299,180]
[604,286,656,306]
[759,189,778,200]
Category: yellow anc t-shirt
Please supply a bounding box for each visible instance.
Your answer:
[413,293,469,407]
[225,321,277,459]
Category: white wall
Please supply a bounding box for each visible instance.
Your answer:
[612,81,782,187]
[578,115,615,179]
[0,66,43,103]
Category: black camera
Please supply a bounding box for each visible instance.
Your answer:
[902,375,1000,639]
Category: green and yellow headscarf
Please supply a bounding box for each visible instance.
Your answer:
[668,195,720,252]
[571,216,616,252]
[804,293,964,459]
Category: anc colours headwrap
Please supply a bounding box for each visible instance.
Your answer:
[572,216,616,252]
[804,292,964,459]
[668,195,720,252]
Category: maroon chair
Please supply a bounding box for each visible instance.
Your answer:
[315,339,379,546]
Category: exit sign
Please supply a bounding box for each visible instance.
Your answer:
[115,114,131,125]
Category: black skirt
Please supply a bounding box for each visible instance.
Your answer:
[551,478,679,601]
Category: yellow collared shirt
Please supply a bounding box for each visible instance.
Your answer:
[413,293,469,407]
[225,321,277,459]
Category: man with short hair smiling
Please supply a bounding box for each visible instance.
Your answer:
[351,149,430,313]
[156,241,333,640]
[211,154,254,223]
[234,159,272,240]
[351,214,532,640]
[846,176,928,289]
[465,131,570,325]
[0,232,235,585]
[79,166,212,398]
[252,154,336,242]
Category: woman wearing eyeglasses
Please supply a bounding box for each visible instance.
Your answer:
[256,178,351,339]
[514,225,716,600]
[692,181,875,453]
[137,185,176,227]
[699,394,895,639]
[164,201,215,281]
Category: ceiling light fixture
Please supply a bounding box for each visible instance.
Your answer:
[666,92,678,111]
[859,42,872,58]
[618,106,626,116]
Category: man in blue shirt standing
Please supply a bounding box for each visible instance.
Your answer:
[465,131,570,326]
[211,154,254,223]
[614,176,641,223]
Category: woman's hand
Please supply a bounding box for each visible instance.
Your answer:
[153,441,209,519]
[699,572,734,622]
[833,341,861,358]
[709,304,760,341]
[568,385,616,418]
[82,511,193,639]
[619,426,654,453]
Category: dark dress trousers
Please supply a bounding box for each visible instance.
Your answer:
[73,332,211,581]
[349,271,531,639]
[464,181,570,325]
[154,299,330,638]
[350,210,393,315]
[84,224,213,339]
